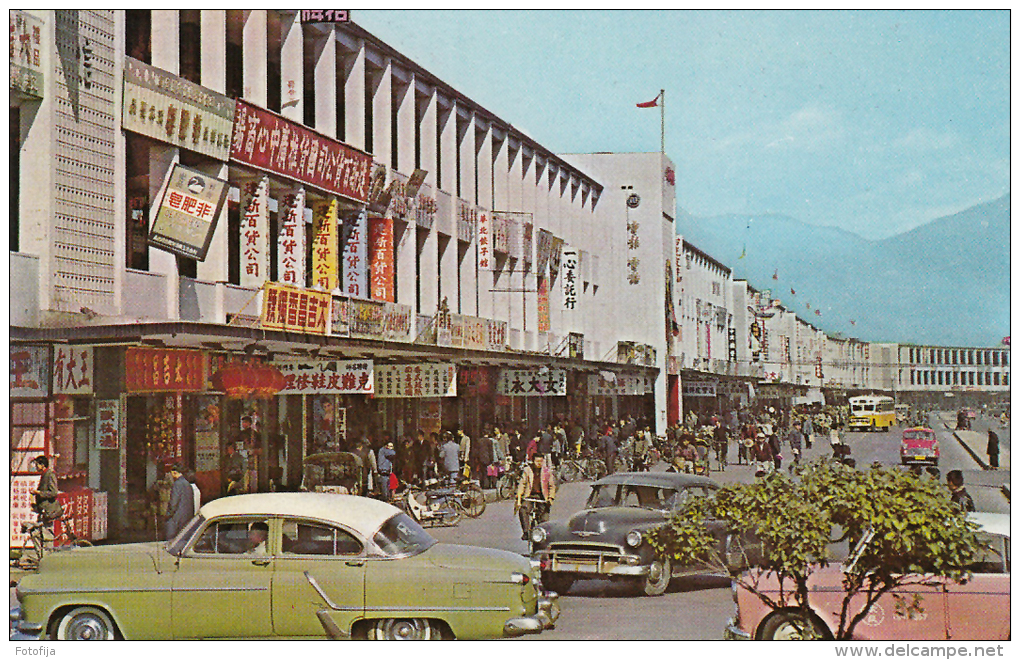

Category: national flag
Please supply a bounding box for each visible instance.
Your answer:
[636,92,661,108]
[850,319,857,326]
[790,288,796,296]
[772,269,778,280]
[806,303,811,310]
[814,309,821,316]
[1003,336,1010,346]
[738,245,746,259]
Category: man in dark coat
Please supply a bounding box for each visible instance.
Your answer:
[598,428,618,474]
[21,455,62,568]
[946,470,976,512]
[986,429,1000,469]
[165,465,195,540]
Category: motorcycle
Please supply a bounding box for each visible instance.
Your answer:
[403,478,468,527]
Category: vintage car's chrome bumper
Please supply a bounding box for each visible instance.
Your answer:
[503,592,560,637]
[10,605,45,641]
[533,547,649,577]
[724,617,752,640]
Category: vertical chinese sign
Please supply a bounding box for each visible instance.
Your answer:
[277,189,306,287]
[368,216,395,302]
[95,400,120,449]
[342,209,368,298]
[537,277,550,332]
[51,345,92,396]
[239,177,269,288]
[477,211,492,270]
[312,199,339,291]
[562,248,578,310]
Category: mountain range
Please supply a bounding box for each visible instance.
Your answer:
[675,194,1010,349]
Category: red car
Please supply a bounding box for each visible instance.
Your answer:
[725,513,1010,640]
[900,427,939,466]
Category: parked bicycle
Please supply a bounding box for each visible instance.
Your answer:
[556,455,607,483]
[496,460,525,500]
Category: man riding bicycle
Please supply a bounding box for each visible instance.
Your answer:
[20,455,63,569]
[515,454,557,540]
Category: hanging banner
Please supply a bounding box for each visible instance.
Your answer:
[375,364,458,398]
[273,358,374,394]
[261,282,331,334]
[230,99,372,203]
[342,210,369,298]
[344,299,413,342]
[10,11,45,98]
[239,177,269,286]
[149,163,230,261]
[487,319,508,351]
[123,57,235,160]
[562,248,579,310]
[277,188,306,287]
[368,216,395,302]
[10,345,50,399]
[675,237,684,283]
[52,345,93,396]
[498,368,568,397]
[537,277,550,333]
[549,236,564,279]
[312,199,339,291]
[457,200,476,243]
[95,399,120,450]
[124,348,206,392]
[492,212,509,254]
[523,220,534,263]
[477,211,492,270]
[536,229,554,273]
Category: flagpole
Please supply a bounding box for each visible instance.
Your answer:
[660,88,665,154]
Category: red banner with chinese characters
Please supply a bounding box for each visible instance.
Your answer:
[261,282,331,334]
[230,99,372,203]
[125,348,206,392]
[368,216,395,302]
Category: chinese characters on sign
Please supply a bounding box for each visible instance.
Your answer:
[312,199,339,291]
[10,11,44,98]
[95,399,120,449]
[368,216,395,302]
[124,348,206,392]
[10,345,50,398]
[562,248,579,310]
[273,359,374,395]
[239,177,269,286]
[477,211,492,270]
[375,364,457,398]
[52,345,93,395]
[277,189,306,287]
[497,368,568,396]
[589,373,653,396]
[123,57,235,160]
[150,164,229,260]
[300,10,349,23]
[342,210,368,298]
[230,100,372,203]
[537,277,550,333]
[261,282,331,334]
[627,213,641,285]
[682,381,718,397]
[10,476,41,549]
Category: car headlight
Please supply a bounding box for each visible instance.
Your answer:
[626,530,643,547]
[531,526,547,544]
[510,572,531,585]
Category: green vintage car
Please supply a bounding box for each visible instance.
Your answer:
[12,492,559,640]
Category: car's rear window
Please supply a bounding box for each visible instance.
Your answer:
[902,430,935,442]
[373,512,436,557]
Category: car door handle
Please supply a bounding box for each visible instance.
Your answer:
[251,558,271,567]
[345,560,365,567]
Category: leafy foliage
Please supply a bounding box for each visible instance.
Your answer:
[646,460,983,639]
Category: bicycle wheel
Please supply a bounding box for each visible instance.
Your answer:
[497,473,516,500]
[461,484,486,518]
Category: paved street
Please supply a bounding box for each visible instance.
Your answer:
[11,412,1007,641]
[428,411,1010,639]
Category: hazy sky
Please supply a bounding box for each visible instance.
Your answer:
[355,9,1009,240]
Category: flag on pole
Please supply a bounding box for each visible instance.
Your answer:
[790,288,796,296]
[738,245,746,259]
[850,319,856,326]
[772,269,778,280]
[636,92,661,108]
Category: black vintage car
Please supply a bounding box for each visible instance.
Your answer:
[530,472,752,596]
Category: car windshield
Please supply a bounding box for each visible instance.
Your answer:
[903,430,935,442]
[373,512,436,557]
[167,514,206,556]
[585,484,677,510]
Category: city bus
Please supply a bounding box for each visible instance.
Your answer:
[848,395,897,431]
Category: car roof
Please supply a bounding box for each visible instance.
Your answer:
[198,492,401,532]
[592,471,718,489]
[968,512,1010,538]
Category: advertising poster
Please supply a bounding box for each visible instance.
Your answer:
[312,199,339,291]
[368,216,395,302]
[149,163,229,261]
[10,345,50,399]
[375,364,457,398]
[273,358,374,395]
[261,282,331,335]
[52,345,93,396]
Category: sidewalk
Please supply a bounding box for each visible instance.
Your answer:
[935,413,1010,470]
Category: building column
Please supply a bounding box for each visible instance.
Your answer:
[394,68,415,175]
[370,58,392,167]
[279,11,303,122]
[340,37,364,148]
[313,27,337,138]
[200,10,226,93]
[242,10,267,106]
[195,162,229,285]
[475,122,494,322]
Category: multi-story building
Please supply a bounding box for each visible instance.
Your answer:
[892,344,1010,407]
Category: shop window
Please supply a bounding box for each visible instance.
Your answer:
[125,132,151,271]
[52,398,90,476]
[11,402,48,474]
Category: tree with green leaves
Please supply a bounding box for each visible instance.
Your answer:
[646,460,983,640]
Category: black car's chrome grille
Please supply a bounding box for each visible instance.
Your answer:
[548,542,622,555]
